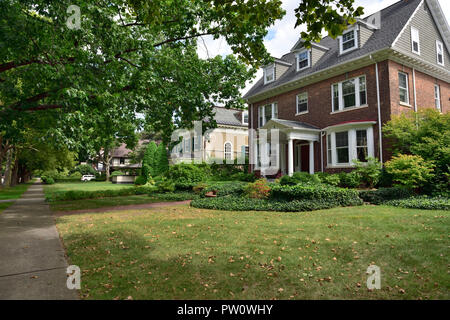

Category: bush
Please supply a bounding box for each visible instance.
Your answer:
[111,170,126,177]
[279,172,321,186]
[155,178,176,193]
[41,176,55,184]
[353,157,382,188]
[383,196,450,211]
[166,163,208,189]
[69,172,82,179]
[384,154,434,189]
[359,187,414,205]
[191,196,362,212]
[229,172,257,182]
[338,171,361,188]
[243,179,271,199]
[377,167,393,188]
[270,183,362,207]
[134,175,147,185]
[202,181,247,197]
[151,192,199,201]
[193,182,208,194]
[315,172,340,186]
[72,164,96,176]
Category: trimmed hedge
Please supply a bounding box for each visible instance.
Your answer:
[151,192,199,201]
[45,185,157,202]
[201,181,247,197]
[383,196,450,211]
[359,187,414,205]
[191,196,362,212]
[270,183,361,206]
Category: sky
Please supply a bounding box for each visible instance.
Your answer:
[196,0,450,95]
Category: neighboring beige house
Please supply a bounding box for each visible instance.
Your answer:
[172,106,249,163]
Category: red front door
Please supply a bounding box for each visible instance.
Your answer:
[300,145,309,172]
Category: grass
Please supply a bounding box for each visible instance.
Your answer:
[50,195,177,212]
[0,181,33,200]
[56,205,449,300]
[0,202,13,213]
[44,181,134,194]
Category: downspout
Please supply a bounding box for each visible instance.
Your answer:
[412,68,418,112]
[249,103,253,173]
[372,56,384,164]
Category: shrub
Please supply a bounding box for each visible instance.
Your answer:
[134,175,147,185]
[191,196,362,212]
[353,157,382,188]
[193,182,208,194]
[315,172,340,187]
[72,164,96,176]
[166,163,207,189]
[384,154,434,189]
[155,178,176,193]
[151,192,199,201]
[155,143,169,176]
[69,172,82,179]
[110,170,126,177]
[41,176,55,184]
[270,183,361,206]
[338,171,361,188]
[377,167,393,188]
[383,196,450,211]
[229,172,257,182]
[359,187,414,205]
[243,179,271,199]
[279,172,321,186]
[202,181,247,197]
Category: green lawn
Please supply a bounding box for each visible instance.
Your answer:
[56,205,449,300]
[44,181,134,194]
[0,202,13,213]
[0,181,33,200]
[50,195,173,212]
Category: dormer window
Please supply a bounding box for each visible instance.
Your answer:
[411,27,420,55]
[340,27,358,54]
[264,65,275,84]
[242,111,248,125]
[297,50,310,71]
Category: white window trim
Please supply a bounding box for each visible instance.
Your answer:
[436,40,445,66]
[296,92,308,115]
[258,103,277,127]
[326,126,374,168]
[398,71,409,105]
[264,64,275,84]
[435,84,441,112]
[242,111,248,125]
[296,50,311,71]
[331,75,367,113]
[411,27,420,55]
[224,141,233,160]
[339,26,359,55]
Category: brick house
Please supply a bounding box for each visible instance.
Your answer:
[244,0,449,176]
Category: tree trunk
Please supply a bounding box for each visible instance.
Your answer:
[105,155,111,181]
[3,148,13,187]
[10,158,19,186]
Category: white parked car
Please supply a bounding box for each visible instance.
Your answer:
[81,175,96,182]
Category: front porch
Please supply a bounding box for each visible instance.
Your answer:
[254,119,321,177]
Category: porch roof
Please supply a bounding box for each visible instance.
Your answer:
[262,119,320,132]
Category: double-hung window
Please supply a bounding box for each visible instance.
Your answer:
[242,111,248,125]
[398,72,409,104]
[297,50,310,71]
[435,84,441,112]
[411,27,420,55]
[258,103,278,127]
[356,130,368,162]
[340,27,358,54]
[331,76,367,112]
[264,65,275,84]
[327,135,332,165]
[224,142,232,160]
[335,131,349,164]
[436,41,444,66]
[296,92,308,114]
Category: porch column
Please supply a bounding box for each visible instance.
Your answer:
[309,141,314,174]
[288,137,294,176]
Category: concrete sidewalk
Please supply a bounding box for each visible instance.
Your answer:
[0,182,78,299]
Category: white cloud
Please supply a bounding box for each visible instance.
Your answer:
[197,0,450,97]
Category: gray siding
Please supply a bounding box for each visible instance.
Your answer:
[359,25,374,48]
[275,63,289,80]
[394,1,450,70]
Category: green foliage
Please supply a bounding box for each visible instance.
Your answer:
[192,182,208,194]
[270,183,361,206]
[338,171,361,188]
[384,154,434,189]
[359,187,414,205]
[166,163,208,189]
[280,172,321,186]
[134,176,147,186]
[151,192,199,201]
[383,196,450,211]
[353,157,382,188]
[155,143,169,176]
[69,172,82,179]
[202,181,247,197]
[155,178,176,193]
[72,164,96,176]
[384,110,449,193]
[110,171,126,177]
[315,172,340,187]
[142,142,158,182]
[41,176,55,185]
[45,186,156,202]
[191,196,362,212]
[243,179,270,199]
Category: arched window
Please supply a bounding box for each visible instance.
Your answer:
[224,142,232,160]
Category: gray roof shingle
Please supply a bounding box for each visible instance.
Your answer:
[210,106,247,127]
[244,0,422,99]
